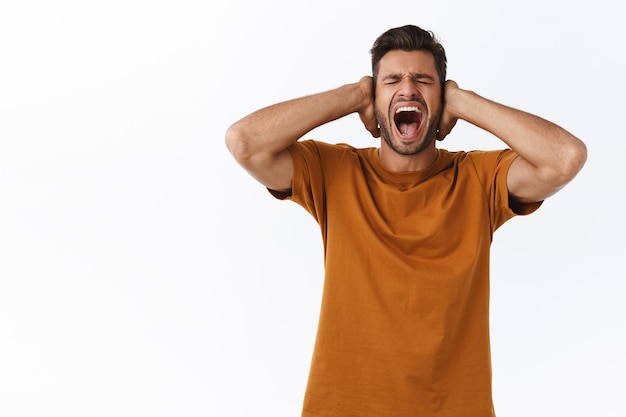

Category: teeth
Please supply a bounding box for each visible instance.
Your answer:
[395,106,420,114]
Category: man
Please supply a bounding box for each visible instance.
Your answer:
[225,25,586,417]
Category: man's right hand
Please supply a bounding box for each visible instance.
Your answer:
[357,76,380,138]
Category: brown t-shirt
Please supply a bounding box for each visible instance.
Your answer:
[272,140,540,417]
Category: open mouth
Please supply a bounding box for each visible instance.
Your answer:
[393,106,423,140]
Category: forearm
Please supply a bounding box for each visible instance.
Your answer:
[226,82,368,159]
[448,88,587,184]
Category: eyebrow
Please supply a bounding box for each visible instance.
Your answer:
[382,72,436,82]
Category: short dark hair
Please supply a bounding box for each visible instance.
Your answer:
[370,25,447,88]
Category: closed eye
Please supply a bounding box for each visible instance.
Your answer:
[383,76,402,85]
[412,74,435,85]
[381,73,435,85]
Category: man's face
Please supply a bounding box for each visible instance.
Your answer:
[374,50,442,156]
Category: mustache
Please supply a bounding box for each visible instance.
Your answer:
[390,95,427,109]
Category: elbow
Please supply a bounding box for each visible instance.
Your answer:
[562,138,588,181]
[225,122,252,166]
[548,138,588,188]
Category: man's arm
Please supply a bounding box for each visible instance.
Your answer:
[437,80,587,204]
[225,77,379,192]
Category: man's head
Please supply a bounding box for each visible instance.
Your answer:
[370,26,447,162]
[370,25,447,90]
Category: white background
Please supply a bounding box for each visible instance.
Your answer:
[1,1,624,416]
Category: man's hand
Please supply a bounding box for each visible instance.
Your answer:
[437,79,460,141]
[357,76,380,138]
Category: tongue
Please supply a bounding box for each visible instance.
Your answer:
[398,122,418,137]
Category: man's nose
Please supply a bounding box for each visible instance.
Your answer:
[398,76,419,97]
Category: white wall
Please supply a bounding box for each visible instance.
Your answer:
[1,1,623,416]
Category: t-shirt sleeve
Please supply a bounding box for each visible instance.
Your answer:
[479,149,543,231]
[267,140,334,225]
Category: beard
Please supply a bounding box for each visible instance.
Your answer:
[375,102,441,156]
